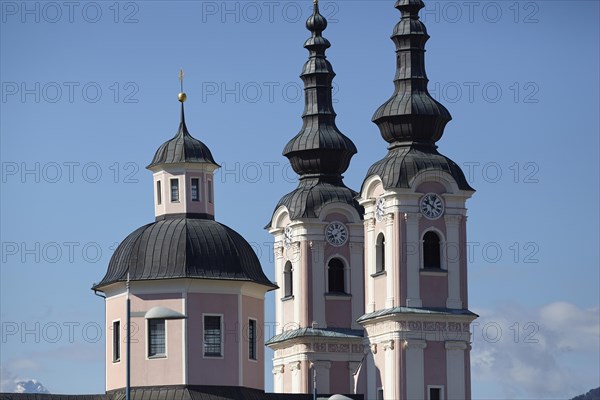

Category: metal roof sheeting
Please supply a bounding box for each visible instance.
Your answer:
[94,218,274,290]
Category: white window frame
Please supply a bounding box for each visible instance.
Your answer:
[170,178,180,203]
[146,318,167,360]
[375,233,386,274]
[421,228,446,270]
[325,255,350,295]
[190,177,200,202]
[202,313,224,359]
[427,385,445,400]
[156,180,162,205]
[112,319,121,363]
[207,179,213,204]
[248,317,258,362]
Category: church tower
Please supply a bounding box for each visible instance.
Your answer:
[266,1,365,395]
[357,1,477,399]
[93,84,275,394]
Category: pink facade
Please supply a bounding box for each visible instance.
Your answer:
[424,341,447,390]
[329,361,349,394]
[420,275,449,308]
[152,169,216,219]
[106,293,185,391]
[104,283,266,392]
[325,299,352,328]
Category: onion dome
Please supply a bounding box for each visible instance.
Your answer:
[93,217,275,289]
[147,95,218,169]
[282,0,357,180]
[372,0,451,148]
[272,1,362,225]
[365,0,473,192]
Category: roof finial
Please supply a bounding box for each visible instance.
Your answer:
[178,68,187,103]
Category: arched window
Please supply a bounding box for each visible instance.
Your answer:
[376,233,386,273]
[283,262,293,298]
[423,231,441,269]
[328,258,345,293]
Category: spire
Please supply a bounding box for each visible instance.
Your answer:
[178,68,187,127]
[282,0,357,183]
[147,70,218,169]
[372,0,452,150]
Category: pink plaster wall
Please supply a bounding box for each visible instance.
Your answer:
[154,171,215,218]
[416,182,446,195]
[329,361,349,394]
[325,299,351,329]
[281,298,296,331]
[374,349,384,389]
[105,293,185,391]
[424,341,447,392]
[420,275,449,308]
[373,275,387,311]
[324,212,349,224]
[241,295,265,390]
[187,292,239,386]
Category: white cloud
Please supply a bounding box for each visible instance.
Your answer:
[0,366,18,393]
[471,301,600,399]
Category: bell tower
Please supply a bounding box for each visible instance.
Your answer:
[266,0,365,395]
[357,1,477,399]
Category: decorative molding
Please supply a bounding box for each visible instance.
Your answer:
[275,246,284,259]
[444,214,462,225]
[273,365,285,375]
[383,340,395,351]
[370,343,378,354]
[365,218,376,231]
[404,212,422,224]
[385,213,395,225]
[403,339,427,350]
[311,360,332,370]
[288,361,302,371]
[328,343,350,353]
[445,341,468,351]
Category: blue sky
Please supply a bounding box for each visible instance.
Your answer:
[1,1,599,398]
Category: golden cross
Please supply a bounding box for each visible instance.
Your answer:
[178,68,184,92]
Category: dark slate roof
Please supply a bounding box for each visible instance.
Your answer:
[266,327,364,346]
[1,387,364,400]
[147,104,218,169]
[268,178,363,228]
[0,396,105,400]
[94,218,275,290]
[357,306,478,323]
[372,0,451,147]
[364,144,474,191]
[282,1,357,179]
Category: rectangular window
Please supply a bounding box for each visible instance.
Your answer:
[112,321,120,362]
[429,387,442,400]
[148,319,166,358]
[207,180,213,204]
[248,319,257,360]
[204,315,222,357]
[170,179,179,202]
[191,178,200,202]
[156,181,162,205]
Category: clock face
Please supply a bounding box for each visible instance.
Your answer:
[283,225,293,248]
[375,197,385,222]
[419,193,444,220]
[325,222,348,247]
